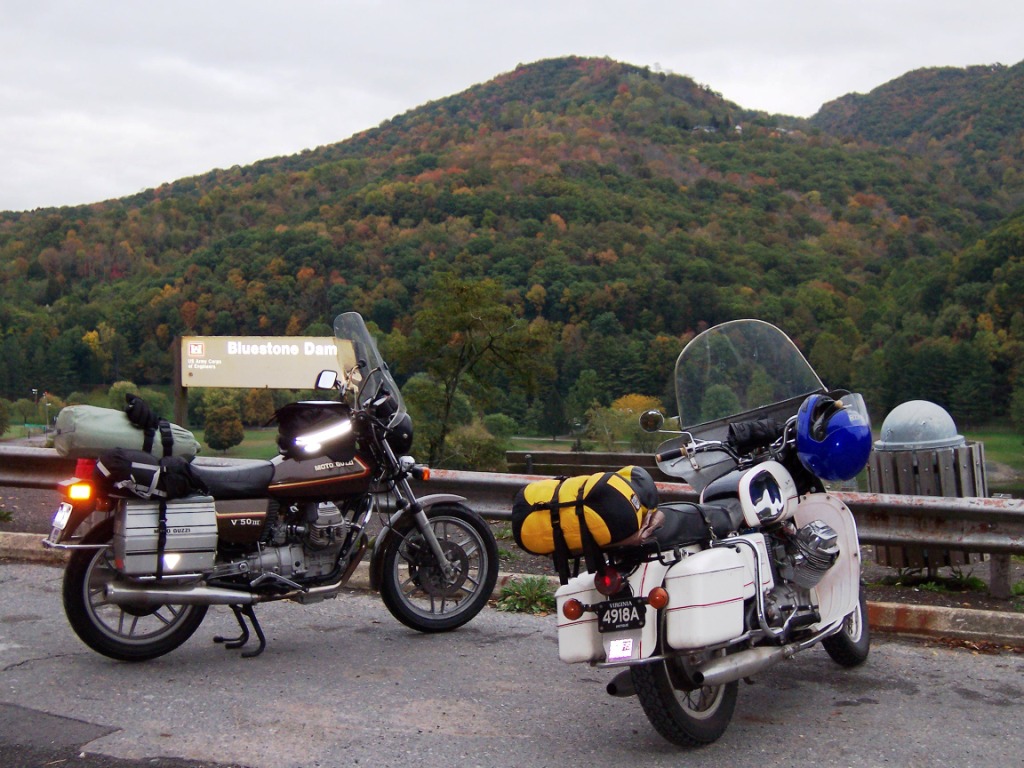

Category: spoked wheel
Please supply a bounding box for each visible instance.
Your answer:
[822,589,870,667]
[379,503,498,632]
[62,519,208,662]
[630,650,738,747]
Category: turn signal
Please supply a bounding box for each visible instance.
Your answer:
[594,566,623,596]
[562,598,585,621]
[647,587,670,610]
[68,482,93,502]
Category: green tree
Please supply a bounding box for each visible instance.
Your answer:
[204,406,245,453]
[0,399,10,437]
[1010,375,1024,433]
[243,388,276,426]
[444,420,507,471]
[403,273,549,464]
[402,373,473,464]
[107,380,139,410]
[701,384,742,422]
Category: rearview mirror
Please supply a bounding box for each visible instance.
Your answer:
[315,370,339,390]
[639,409,665,433]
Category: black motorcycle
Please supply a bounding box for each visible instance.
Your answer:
[44,312,499,660]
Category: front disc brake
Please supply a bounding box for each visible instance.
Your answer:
[404,537,470,598]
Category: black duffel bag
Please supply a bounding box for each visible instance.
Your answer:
[94,448,207,500]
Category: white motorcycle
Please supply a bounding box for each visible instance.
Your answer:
[552,319,872,746]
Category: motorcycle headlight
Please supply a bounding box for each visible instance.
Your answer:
[738,461,798,528]
[293,418,353,454]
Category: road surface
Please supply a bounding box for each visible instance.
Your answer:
[1,560,1021,768]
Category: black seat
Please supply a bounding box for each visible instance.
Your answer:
[191,460,276,500]
[651,502,745,548]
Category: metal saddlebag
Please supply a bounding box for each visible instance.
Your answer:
[113,496,218,577]
[664,547,747,649]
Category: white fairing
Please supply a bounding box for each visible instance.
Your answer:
[793,494,861,627]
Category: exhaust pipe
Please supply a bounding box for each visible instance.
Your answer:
[606,670,636,698]
[692,646,789,687]
[106,582,256,606]
[105,576,352,608]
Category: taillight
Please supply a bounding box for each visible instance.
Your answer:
[594,565,624,596]
[75,458,96,478]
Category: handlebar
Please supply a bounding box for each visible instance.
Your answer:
[655,447,686,463]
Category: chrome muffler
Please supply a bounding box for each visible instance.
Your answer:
[691,646,789,687]
[105,576,350,607]
[105,582,256,606]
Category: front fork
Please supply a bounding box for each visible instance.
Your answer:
[367,472,468,591]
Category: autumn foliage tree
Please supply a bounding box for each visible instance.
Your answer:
[204,406,245,453]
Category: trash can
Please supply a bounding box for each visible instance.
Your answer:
[866,400,986,574]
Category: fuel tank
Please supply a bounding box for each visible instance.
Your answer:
[267,454,374,499]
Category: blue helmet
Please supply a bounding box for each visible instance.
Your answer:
[796,393,872,481]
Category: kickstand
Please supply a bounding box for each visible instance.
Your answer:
[213,604,267,658]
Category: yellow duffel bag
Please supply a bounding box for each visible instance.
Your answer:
[512,466,659,556]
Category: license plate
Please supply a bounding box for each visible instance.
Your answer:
[51,503,73,531]
[597,597,646,633]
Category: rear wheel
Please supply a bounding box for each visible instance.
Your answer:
[379,504,498,632]
[822,589,870,667]
[63,519,208,661]
[631,650,738,747]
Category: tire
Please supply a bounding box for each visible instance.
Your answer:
[822,589,870,668]
[631,651,738,747]
[62,519,208,662]
[379,503,498,633]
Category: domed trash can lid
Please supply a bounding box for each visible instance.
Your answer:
[875,400,965,451]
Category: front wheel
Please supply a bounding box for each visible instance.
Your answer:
[379,503,498,632]
[822,589,870,667]
[631,651,738,747]
[63,519,208,662]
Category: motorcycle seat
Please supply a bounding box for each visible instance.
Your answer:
[651,502,745,547]
[190,460,276,500]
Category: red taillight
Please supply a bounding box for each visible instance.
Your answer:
[594,566,624,597]
[562,598,585,621]
[75,458,96,479]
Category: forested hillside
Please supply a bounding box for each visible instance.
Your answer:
[1,56,1023,451]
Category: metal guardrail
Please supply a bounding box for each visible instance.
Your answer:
[4,445,1023,555]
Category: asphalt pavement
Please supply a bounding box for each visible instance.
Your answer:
[2,560,1023,768]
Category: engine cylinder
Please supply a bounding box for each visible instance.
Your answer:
[791,520,839,588]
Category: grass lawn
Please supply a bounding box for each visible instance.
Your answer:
[966,425,1024,473]
[195,428,279,459]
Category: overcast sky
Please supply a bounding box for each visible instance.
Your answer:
[3,0,1022,212]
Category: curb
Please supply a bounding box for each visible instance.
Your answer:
[867,601,1024,647]
[3,532,1021,646]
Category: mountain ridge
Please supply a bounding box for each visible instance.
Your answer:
[1,55,1022,439]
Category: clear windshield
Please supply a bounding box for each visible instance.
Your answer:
[658,320,826,489]
[676,319,824,433]
[333,312,405,426]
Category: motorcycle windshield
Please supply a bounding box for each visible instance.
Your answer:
[333,312,406,427]
[660,319,826,489]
